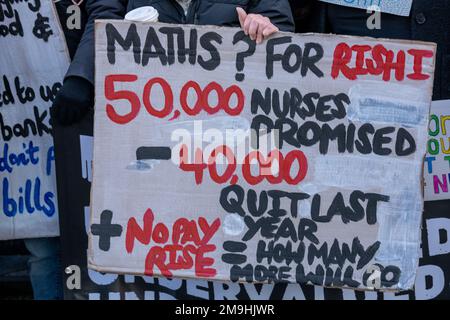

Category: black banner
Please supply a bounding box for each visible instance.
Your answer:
[54,111,450,300]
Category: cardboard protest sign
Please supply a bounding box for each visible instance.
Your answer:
[424,100,450,201]
[56,113,450,300]
[90,21,436,291]
[0,1,69,239]
[319,0,413,16]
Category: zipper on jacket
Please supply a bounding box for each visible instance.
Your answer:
[186,0,200,24]
[170,0,187,23]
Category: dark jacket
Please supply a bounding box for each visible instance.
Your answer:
[54,0,88,59]
[296,0,450,101]
[66,0,295,84]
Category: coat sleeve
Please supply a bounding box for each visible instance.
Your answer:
[65,0,128,84]
[248,0,295,32]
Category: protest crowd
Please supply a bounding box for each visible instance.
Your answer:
[1,0,450,301]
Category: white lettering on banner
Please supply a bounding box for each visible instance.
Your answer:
[426,218,450,256]
[414,265,445,300]
[282,284,306,300]
[80,135,93,182]
[213,281,241,300]
[186,280,210,300]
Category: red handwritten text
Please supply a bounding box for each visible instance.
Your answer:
[179,145,308,186]
[125,208,221,278]
[104,75,245,124]
[331,43,433,81]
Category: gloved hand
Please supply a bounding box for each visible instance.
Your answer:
[51,76,94,126]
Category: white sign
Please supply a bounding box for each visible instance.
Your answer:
[0,0,69,239]
[319,0,413,17]
[89,21,436,291]
[424,100,450,201]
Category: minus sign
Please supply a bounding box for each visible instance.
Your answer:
[136,146,172,161]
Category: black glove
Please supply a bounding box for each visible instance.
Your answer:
[51,76,94,126]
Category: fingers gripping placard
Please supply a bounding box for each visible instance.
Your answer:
[90,21,436,291]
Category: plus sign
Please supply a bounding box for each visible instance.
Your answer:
[91,210,123,251]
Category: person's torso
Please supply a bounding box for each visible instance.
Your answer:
[126,0,254,26]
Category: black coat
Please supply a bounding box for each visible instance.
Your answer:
[65,0,295,84]
[296,0,450,101]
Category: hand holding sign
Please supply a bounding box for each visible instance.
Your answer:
[51,76,94,126]
[236,7,279,44]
